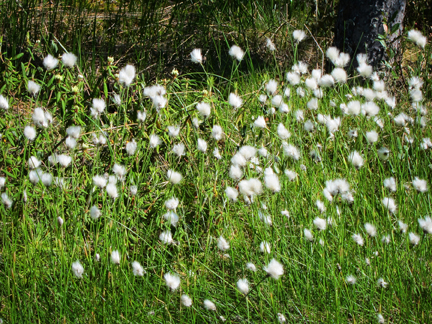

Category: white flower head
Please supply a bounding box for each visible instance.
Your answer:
[346,275,357,285]
[384,177,396,192]
[149,134,161,148]
[71,261,84,278]
[111,250,121,264]
[236,278,249,294]
[246,262,257,271]
[352,233,364,246]
[27,80,41,95]
[229,93,243,109]
[263,259,284,279]
[204,299,217,311]
[167,126,180,137]
[91,98,106,117]
[225,187,239,202]
[313,217,327,230]
[286,72,300,85]
[217,236,230,251]
[348,151,364,169]
[408,29,427,48]
[172,143,186,157]
[190,48,203,64]
[196,102,211,118]
[43,54,59,70]
[164,273,181,291]
[266,38,276,51]
[412,177,427,192]
[364,223,377,237]
[119,64,136,86]
[125,139,137,156]
[197,138,207,152]
[229,45,245,61]
[181,295,193,307]
[293,30,307,42]
[90,205,101,220]
[331,68,347,83]
[163,211,179,227]
[62,53,77,68]
[382,197,397,214]
[165,197,179,210]
[211,125,224,141]
[132,261,145,276]
[1,193,13,208]
[159,230,174,244]
[167,169,182,184]
[24,125,37,141]
[266,79,278,95]
[260,241,271,253]
[366,130,379,143]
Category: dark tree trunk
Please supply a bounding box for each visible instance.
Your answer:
[334,0,406,69]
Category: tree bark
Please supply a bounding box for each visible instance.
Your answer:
[334,0,406,69]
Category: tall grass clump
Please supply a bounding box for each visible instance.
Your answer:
[0,13,432,324]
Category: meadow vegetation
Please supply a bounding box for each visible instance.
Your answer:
[0,1,432,323]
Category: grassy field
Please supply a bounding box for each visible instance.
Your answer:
[1,2,432,323]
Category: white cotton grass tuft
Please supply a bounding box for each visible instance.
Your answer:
[384,177,396,192]
[412,177,427,192]
[167,169,182,184]
[197,138,207,152]
[265,79,278,95]
[28,156,41,169]
[377,147,390,160]
[211,125,224,141]
[112,163,127,180]
[364,223,377,237]
[137,110,146,123]
[213,147,222,159]
[66,126,81,139]
[125,139,137,156]
[253,116,266,128]
[32,107,53,128]
[407,29,427,48]
[93,175,107,188]
[264,168,281,192]
[111,250,121,264]
[246,262,257,271]
[283,143,300,160]
[313,217,327,230]
[331,68,347,83]
[307,98,318,110]
[304,228,314,241]
[71,261,84,278]
[119,64,136,86]
[382,197,397,214]
[131,261,145,276]
[348,151,364,169]
[418,216,432,234]
[236,278,249,294]
[196,102,211,118]
[271,95,283,107]
[238,178,263,198]
[352,234,364,246]
[159,230,174,244]
[263,259,284,279]
[377,313,385,324]
[229,45,245,61]
[266,38,276,51]
[225,187,239,202]
[65,136,77,149]
[163,211,179,227]
[149,134,162,148]
[259,241,271,253]
[24,126,37,141]
[319,74,334,87]
[293,30,307,42]
[286,72,300,85]
[0,95,9,110]
[0,177,5,190]
[1,193,13,209]
[346,275,357,285]
[204,299,217,311]
[90,205,101,220]
[366,130,379,143]
[181,294,193,307]
[190,48,203,64]
[398,220,408,233]
[285,169,298,181]
[172,143,185,157]
[27,80,41,95]
[228,93,243,109]
[217,236,230,251]
[164,273,181,291]
[90,98,106,117]
[62,53,77,68]
[165,197,179,210]
[167,125,180,138]
[43,54,59,70]
[377,278,388,288]
[106,183,118,199]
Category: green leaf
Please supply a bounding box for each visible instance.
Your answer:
[104,82,108,98]
[391,23,400,35]
[12,53,24,60]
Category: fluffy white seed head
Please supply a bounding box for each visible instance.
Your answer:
[111,250,121,264]
[118,64,136,86]
[211,125,224,141]
[43,54,59,70]
[204,299,217,311]
[167,169,182,184]
[228,93,243,109]
[236,278,249,294]
[164,273,181,291]
[190,48,203,64]
[313,217,327,230]
[125,139,137,156]
[225,187,239,201]
[266,38,276,51]
[62,53,77,68]
[304,228,314,241]
[106,183,118,199]
[293,30,306,42]
[149,134,161,148]
[217,236,230,251]
[408,29,427,48]
[163,211,179,227]
[181,294,193,307]
[283,143,300,160]
[90,205,101,220]
[412,177,427,192]
[366,130,379,143]
[409,232,420,245]
[229,45,245,61]
[246,262,257,271]
[196,102,211,118]
[253,116,266,128]
[132,261,145,276]
[1,193,13,208]
[331,68,347,83]
[260,241,271,253]
[27,80,41,95]
[352,234,364,246]
[197,138,207,152]
[382,197,397,214]
[159,230,174,244]
[71,261,84,278]
[346,275,357,285]
[364,223,377,237]
[238,178,262,197]
[263,259,284,279]
[172,143,185,157]
[286,72,300,85]
[348,151,364,169]
[165,197,179,210]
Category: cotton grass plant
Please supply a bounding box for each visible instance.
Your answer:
[0,27,431,324]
